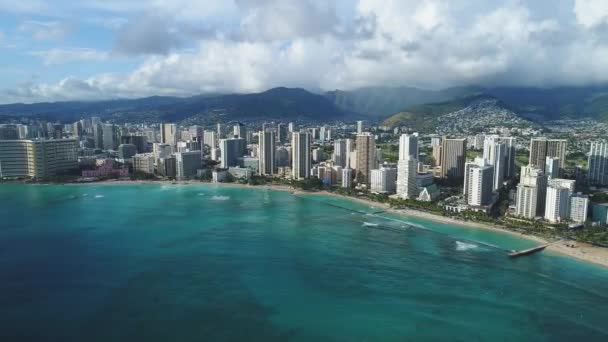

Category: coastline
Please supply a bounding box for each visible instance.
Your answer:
[54,179,608,268]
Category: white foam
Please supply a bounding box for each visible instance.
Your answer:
[94,195,104,198]
[455,241,478,251]
[362,222,379,227]
[210,195,230,201]
[197,193,205,196]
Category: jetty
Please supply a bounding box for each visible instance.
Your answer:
[508,241,561,258]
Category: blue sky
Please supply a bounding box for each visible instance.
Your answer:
[0,0,608,104]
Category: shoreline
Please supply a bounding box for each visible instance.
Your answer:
[34,179,608,269]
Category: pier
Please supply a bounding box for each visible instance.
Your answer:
[508,241,561,258]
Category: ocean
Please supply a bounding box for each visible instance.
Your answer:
[0,184,607,341]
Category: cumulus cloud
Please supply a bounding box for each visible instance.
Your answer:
[5,0,608,104]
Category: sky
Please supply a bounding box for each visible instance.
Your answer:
[1,0,608,104]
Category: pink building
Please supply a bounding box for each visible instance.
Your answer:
[82,159,129,178]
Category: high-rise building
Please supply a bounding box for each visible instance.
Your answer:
[277,123,288,143]
[118,144,137,159]
[0,125,19,140]
[588,142,608,186]
[545,156,560,179]
[569,194,589,224]
[120,135,147,153]
[292,132,311,180]
[217,123,225,139]
[258,131,275,176]
[288,122,295,133]
[498,136,516,179]
[133,153,155,174]
[483,136,507,190]
[153,143,173,160]
[370,166,397,194]
[234,123,246,140]
[158,156,176,178]
[529,138,567,174]
[432,145,442,166]
[203,130,217,150]
[319,126,327,141]
[515,166,547,218]
[189,125,204,139]
[102,124,118,150]
[545,185,572,223]
[440,137,466,179]
[333,139,348,167]
[397,158,418,199]
[396,134,418,200]
[160,123,177,147]
[93,123,103,149]
[0,139,78,178]
[592,203,608,225]
[219,138,246,168]
[463,158,494,206]
[72,121,83,137]
[398,134,418,160]
[547,139,567,173]
[175,151,202,180]
[356,120,364,134]
[355,132,377,185]
[342,168,353,188]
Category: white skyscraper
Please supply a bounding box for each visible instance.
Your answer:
[570,194,589,224]
[319,126,327,141]
[515,166,547,218]
[483,136,507,191]
[160,123,177,146]
[203,130,217,150]
[292,132,311,180]
[258,130,275,176]
[333,139,348,167]
[545,156,560,179]
[464,158,494,206]
[398,134,418,160]
[342,168,353,188]
[396,134,419,199]
[588,142,608,185]
[356,120,364,134]
[545,185,572,223]
[370,166,397,194]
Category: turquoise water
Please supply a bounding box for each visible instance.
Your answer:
[1,184,607,341]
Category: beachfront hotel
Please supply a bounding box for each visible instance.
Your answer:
[0,139,78,179]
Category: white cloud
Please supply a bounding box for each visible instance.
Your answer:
[574,0,608,28]
[6,0,608,104]
[29,48,108,65]
[18,20,71,41]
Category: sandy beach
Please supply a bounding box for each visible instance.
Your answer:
[64,179,608,268]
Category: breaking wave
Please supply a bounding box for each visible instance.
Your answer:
[94,195,104,198]
[455,241,478,251]
[362,222,379,227]
[210,195,230,201]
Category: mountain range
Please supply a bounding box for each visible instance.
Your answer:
[1,84,608,126]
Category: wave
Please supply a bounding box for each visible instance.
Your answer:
[362,222,379,227]
[94,195,104,198]
[210,195,230,201]
[455,241,478,251]
[197,193,205,196]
